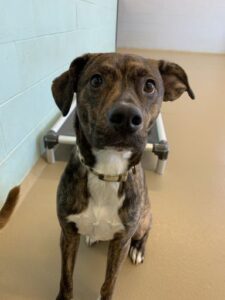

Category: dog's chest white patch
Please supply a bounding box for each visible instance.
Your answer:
[67,149,131,242]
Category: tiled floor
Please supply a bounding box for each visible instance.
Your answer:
[1,49,225,300]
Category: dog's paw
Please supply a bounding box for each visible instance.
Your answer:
[56,295,73,300]
[56,290,74,300]
[85,236,97,247]
[129,246,144,265]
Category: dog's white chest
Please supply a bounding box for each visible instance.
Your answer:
[68,174,125,241]
[67,149,131,242]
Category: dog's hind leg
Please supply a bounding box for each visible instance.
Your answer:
[129,201,152,265]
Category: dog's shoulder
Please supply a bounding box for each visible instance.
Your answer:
[57,149,89,217]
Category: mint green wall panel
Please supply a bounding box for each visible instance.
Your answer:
[0,0,34,43]
[0,0,118,203]
[32,0,76,36]
[0,69,64,154]
[0,108,59,201]
[0,43,20,104]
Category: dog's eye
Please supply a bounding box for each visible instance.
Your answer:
[144,79,155,94]
[90,74,103,88]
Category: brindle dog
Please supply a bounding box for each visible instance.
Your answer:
[52,53,194,300]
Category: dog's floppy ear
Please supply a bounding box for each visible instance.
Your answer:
[158,60,195,101]
[51,53,93,116]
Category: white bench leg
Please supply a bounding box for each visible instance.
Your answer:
[155,159,167,175]
[46,148,56,164]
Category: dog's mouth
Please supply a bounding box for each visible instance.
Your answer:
[90,128,147,151]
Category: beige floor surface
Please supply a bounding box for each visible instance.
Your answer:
[1,49,225,300]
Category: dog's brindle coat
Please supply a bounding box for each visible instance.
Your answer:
[52,53,194,300]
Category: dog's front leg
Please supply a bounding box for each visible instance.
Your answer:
[56,223,80,300]
[99,236,131,300]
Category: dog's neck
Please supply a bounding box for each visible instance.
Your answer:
[92,148,132,175]
[76,145,134,182]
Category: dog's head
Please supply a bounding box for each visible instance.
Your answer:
[52,53,194,154]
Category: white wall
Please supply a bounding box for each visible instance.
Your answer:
[117,0,225,53]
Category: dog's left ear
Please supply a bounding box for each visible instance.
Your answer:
[158,60,195,101]
[52,53,95,116]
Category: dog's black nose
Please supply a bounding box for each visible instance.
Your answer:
[108,104,143,133]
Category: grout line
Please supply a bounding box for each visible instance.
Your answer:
[79,0,96,5]
[0,30,77,46]
[75,0,79,29]
[0,63,69,108]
